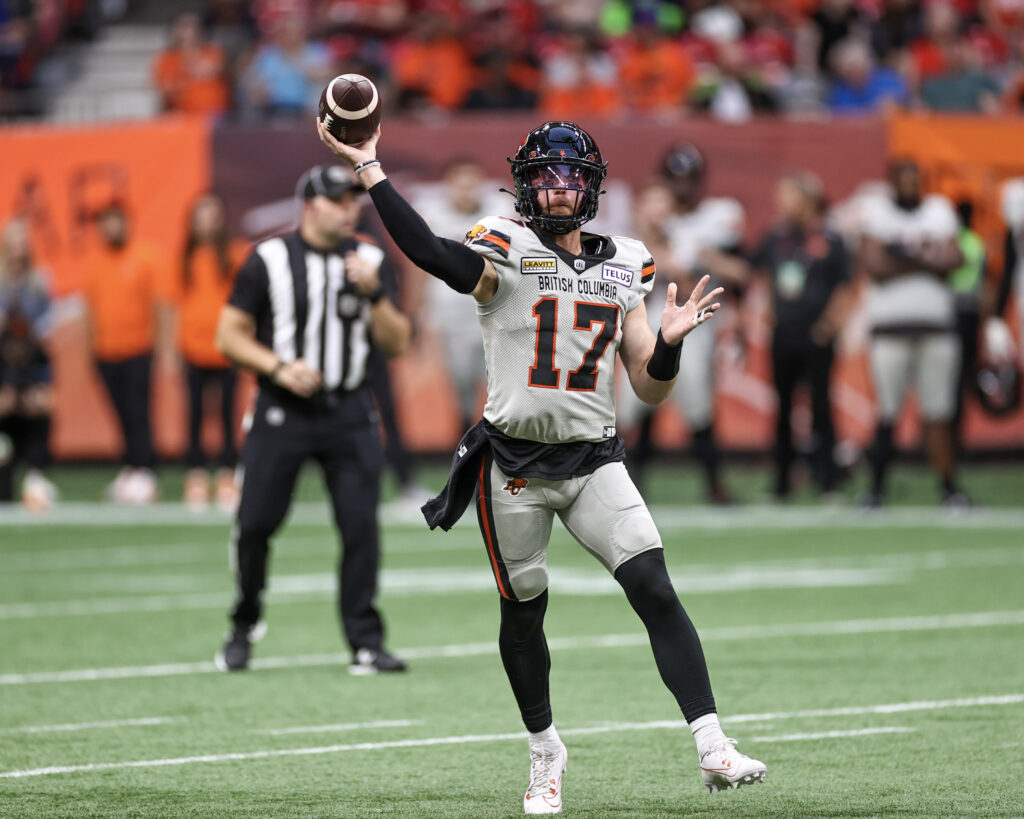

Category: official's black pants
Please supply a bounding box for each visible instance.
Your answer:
[96,353,155,469]
[185,363,238,469]
[771,338,837,496]
[229,386,386,652]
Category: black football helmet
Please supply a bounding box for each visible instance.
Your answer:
[975,361,1022,417]
[661,142,706,182]
[507,121,607,234]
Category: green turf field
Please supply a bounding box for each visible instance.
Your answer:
[1,465,1023,817]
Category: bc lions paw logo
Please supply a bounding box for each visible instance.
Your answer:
[502,478,528,496]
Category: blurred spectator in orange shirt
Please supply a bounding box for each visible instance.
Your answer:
[153,12,231,115]
[394,11,472,111]
[81,202,173,505]
[540,28,621,119]
[170,194,247,511]
[618,20,696,115]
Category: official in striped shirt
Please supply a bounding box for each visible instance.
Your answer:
[214,164,411,675]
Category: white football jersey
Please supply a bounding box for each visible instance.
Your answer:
[465,216,655,444]
[664,197,745,272]
[861,193,957,330]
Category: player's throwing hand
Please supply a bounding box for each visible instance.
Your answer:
[661,274,723,346]
[316,120,380,168]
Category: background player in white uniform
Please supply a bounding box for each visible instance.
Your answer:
[411,158,512,431]
[859,160,968,507]
[319,119,767,814]
[651,143,747,503]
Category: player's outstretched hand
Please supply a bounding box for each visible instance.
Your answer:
[316,120,380,168]
[661,274,723,346]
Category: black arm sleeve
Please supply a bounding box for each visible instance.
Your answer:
[368,179,485,294]
[996,229,1016,318]
[227,251,269,318]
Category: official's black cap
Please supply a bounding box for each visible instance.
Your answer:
[297,165,365,201]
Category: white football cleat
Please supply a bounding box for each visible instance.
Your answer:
[523,741,567,814]
[700,737,766,793]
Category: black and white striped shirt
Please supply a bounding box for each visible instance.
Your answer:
[228,232,397,392]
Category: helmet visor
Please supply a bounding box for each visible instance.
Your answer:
[527,163,595,191]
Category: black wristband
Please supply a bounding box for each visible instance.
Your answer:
[646,331,683,381]
[367,286,385,304]
[368,179,484,294]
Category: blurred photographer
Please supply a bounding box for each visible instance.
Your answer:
[749,172,853,499]
[0,218,58,511]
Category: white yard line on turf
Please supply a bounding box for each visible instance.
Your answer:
[0,696,1019,779]
[0,566,910,618]
[255,720,420,736]
[2,502,1023,529]
[3,717,179,734]
[2,610,1023,686]
[749,727,915,743]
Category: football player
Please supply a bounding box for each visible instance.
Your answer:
[859,160,968,507]
[318,120,766,813]
[655,142,748,504]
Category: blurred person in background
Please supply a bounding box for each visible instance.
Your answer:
[539,27,621,119]
[152,12,230,115]
[244,16,332,118]
[393,10,472,112]
[0,218,57,511]
[949,199,987,453]
[617,178,676,486]
[826,37,910,113]
[656,142,746,504]
[691,39,779,122]
[82,202,172,505]
[173,193,248,511]
[919,38,1001,112]
[616,15,696,116]
[214,165,411,674]
[858,160,968,508]
[811,0,869,78]
[748,172,852,499]
[412,157,511,434]
[999,178,1024,363]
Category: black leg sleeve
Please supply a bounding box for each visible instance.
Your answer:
[499,591,553,733]
[615,550,716,723]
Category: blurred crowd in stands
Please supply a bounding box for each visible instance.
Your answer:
[151,0,1024,121]
[8,0,1024,121]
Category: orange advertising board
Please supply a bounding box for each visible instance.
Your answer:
[0,116,211,459]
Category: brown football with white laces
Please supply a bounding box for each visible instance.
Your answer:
[318,74,381,145]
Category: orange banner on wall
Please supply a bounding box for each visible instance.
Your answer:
[0,116,212,459]
[0,115,211,296]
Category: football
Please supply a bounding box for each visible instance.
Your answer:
[318,73,381,146]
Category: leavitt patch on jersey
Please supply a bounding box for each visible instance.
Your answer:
[521,257,558,274]
[602,264,634,287]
